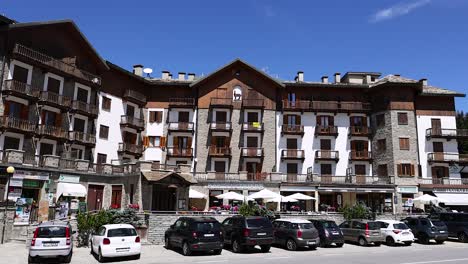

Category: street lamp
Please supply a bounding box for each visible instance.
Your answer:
[1,166,15,244]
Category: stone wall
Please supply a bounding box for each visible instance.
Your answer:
[262,110,276,172]
[195,109,209,172]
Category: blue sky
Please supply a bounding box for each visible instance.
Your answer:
[2,0,467,111]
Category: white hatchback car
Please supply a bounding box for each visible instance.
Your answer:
[377,220,414,246]
[28,221,73,263]
[90,224,141,262]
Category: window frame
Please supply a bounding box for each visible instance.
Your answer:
[99,125,109,140]
[101,96,111,111]
[397,112,408,125]
[399,138,410,150]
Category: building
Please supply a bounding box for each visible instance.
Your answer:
[0,16,467,223]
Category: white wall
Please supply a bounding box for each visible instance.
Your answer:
[144,108,165,162]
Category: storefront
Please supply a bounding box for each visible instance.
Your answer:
[317,187,394,213]
[432,188,468,213]
[280,185,317,212]
[55,174,87,219]
[396,186,419,213]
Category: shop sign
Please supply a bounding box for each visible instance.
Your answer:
[397,186,419,194]
[9,178,23,187]
[405,198,414,207]
[58,174,80,183]
[8,188,22,201]
[47,193,55,207]
[14,198,33,225]
[78,202,87,213]
[23,179,40,188]
[13,170,49,181]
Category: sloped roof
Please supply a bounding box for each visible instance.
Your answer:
[422,85,465,97]
[142,171,197,184]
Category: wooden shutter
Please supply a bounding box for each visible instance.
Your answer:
[55,113,62,127]
[187,137,192,147]
[397,164,402,176]
[4,101,10,116]
[159,136,166,148]
[328,116,334,126]
[351,141,356,151]
[444,167,449,178]
[41,111,46,124]
[20,104,28,119]
[210,136,216,146]
[283,115,288,125]
[296,115,301,125]
[316,116,321,125]
[155,111,162,123]
[173,136,179,147]
[410,165,415,176]
[143,136,149,147]
[149,111,155,122]
[224,137,230,147]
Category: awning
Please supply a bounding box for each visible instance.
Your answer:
[142,171,197,184]
[280,186,317,192]
[189,188,206,199]
[56,182,87,198]
[434,193,468,206]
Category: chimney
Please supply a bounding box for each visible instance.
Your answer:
[178,72,185,81]
[394,74,401,77]
[321,76,329,84]
[133,64,143,77]
[161,70,169,80]
[187,73,195,81]
[365,75,372,84]
[420,78,428,86]
[168,73,173,80]
[334,73,341,83]
[297,71,304,82]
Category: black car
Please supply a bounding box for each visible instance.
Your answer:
[272,219,320,251]
[165,217,223,256]
[430,212,468,243]
[221,216,274,253]
[401,217,448,244]
[309,219,344,247]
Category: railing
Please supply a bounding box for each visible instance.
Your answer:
[317,175,393,185]
[3,79,40,97]
[123,89,147,103]
[193,172,272,182]
[281,149,305,159]
[39,91,72,107]
[13,43,101,85]
[281,174,311,183]
[210,98,233,106]
[426,128,468,139]
[71,100,99,116]
[118,143,144,155]
[315,150,339,160]
[420,178,468,185]
[349,126,372,136]
[315,126,338,136]
[282,100,310,110]
[210,122,231,131]
[120,115,145,128]
[311,101,340,111]
[37,124,67,138]
[169,98,195,107]
[242,99,264,108]
[340,102,372,111]
[59,158,77,170]
[0,116,36,132]
[427,152,459,163]
[69,131,96,144]
[242,122,263,131]
[282,100,371,112]
[281,124,304,134]
[168,122,194,131]
[241,147,264,157]
[349,151,372,160]
[208,146,231,156]
[167,147,193,157]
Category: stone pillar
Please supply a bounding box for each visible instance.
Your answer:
[315,190,319,212]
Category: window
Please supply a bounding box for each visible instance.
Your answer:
[286,138,298,149]
[321,164,332,175]
[97,153,107,164]
[215,111,227,122]
[3,136,20,150]
[39,142,54,156]
[398,113,408,125]
[377,139,386,152]
[149,111,163,123]
[102,97,111,111]
[320,139,331,150]
[376,114,385,127]
[398,163,415,176]
[76,87,89,103]
[73,118,86,132]
[355,165,366,175]
[178,111,190,122]
[214,161,226,172]
[247,112,259,122]
[287,163,298,174]
[71,148,84,159]
[42,110,59,126]
[126,104,135,117]
[246,136,258,147]
[148,136,160,147]
[99,125,109,139]
[399,138,410,150]
[317,115,333,127]
[12,64,29,83]
[46,76,61,94]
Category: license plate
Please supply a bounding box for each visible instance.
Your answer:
[403,232,409,235]
[204,234,215,237]
[116,247,130,252]
[440,231,446,233]
[308,241,316,245]
[42,243,58,247]
[332,232,339,235]
[257,233,266,236]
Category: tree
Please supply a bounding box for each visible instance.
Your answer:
[457,111,468,154]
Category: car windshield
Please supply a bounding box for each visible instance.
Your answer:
[291,223,314,229]
[246,218,272,228]
[431,221,446,227]
[36,226,67,238]
[393,223,409,230]
[107,228,137,237]
[322,221,338,228]
[193,222,221,232]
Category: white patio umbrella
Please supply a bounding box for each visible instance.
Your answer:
[412,194,440,204]
[286,193,316,201]
[248,189,281,200]
[216,192,251,201]
[266,196,298,203]
[189,189,206,199]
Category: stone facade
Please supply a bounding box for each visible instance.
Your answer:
[262,110,276,172]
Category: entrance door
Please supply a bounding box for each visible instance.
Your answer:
[355,165,367,184]
[152,184,176,211]
[87,185,104,211]
[320,139,331,158]
[433,142,444,160]
[111,185,122,209]
[431,119,442,135]
[246,162,261,180]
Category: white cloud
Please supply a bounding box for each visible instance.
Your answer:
[370,0,431,23]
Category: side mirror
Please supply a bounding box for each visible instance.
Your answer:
[170,224,175,229]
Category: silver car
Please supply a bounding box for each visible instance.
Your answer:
[339,220,383,246]
[28,221,73,263]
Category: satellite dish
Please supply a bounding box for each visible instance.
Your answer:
[143,68,153,74]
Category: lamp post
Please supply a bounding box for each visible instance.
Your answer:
[1,166,15,244]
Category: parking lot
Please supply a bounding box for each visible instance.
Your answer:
[1,240,468,264]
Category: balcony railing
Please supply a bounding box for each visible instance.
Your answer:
[3,80,40,98]
[120,115,145,129]
[281,124,304,135]
[282,100,371,112]
[282,100,310,111]
[315,126,338,137]
[38,91,72,108]
[69,131,96,145]
[118,143,144,155]
[71,100,99,116]
[209,122,231,131]
[427,152,459,163]
[210,98,233,107]
[37,125,67,139]
[349,151,372,161]
[13,44,102,85]
[242,122,263,132]
[281,149,305,160]
[166,147,193,157]
[169,98,195,108]
[315,150,339,161]
[242,99,264,108]
[0,116,36,133]
[426,128,468,140]
[420,178,468,185]
[339,102,371,112]
[208,146,231,156]
[241,147,264,157]
[349,126,372,137]
[281,174,312,183]
[168,122,194,132]
[123,89,146,104]
[193,172,273,182]
[317,175,393,185]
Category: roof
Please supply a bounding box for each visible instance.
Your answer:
[342,72,382,80]
[103,224,135,229]
[141,171,197,184]
[371,74,419,86]
[422,85,466,97]
[275,219,311,224]
[377,220,403,224]
[0,15,16,25]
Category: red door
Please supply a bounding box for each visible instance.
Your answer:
[87,185,104,211]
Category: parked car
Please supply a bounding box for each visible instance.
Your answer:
[401,217,448,244]
[377,220,414,246]
[165,217,223,256]
[28,221,74,264]
[339,220,383,246]
[309,219,344,247]
[272,219,320,250]
[90,224,141,262]
[430,213,468,243]
[221,216,274,253]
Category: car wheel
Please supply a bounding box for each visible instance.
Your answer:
[165,237,172,249]
[358,237,368,247]
[63,250,72,263]
[182,242,192,256]
[133,254,141,260]
[27,256,35,264]
[336,243,344,248]
[260,245,271,253]
[213,249,222,255]
[435,240,445,244]
[418,233,429,244]
[232,239,243,253]
[286,239,297,251]
[404,241,412,246]
[458,233,468,243]
[98,248,106,263]
[386,237,395,246]
[374,242,381,247]
[320,239,329,248]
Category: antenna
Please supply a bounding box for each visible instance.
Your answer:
[143,68,153,77]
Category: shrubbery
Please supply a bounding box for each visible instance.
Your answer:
[341,203,373,220]
[238,203,275,220]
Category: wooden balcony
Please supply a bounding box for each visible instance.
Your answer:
[120,115,145,131]
[281,149,305,161]
[282,100,371,113]
[208,146,231,157]
[2,80,40,100]
[69,131,96,146]
[315,150,339,161]
[349,151,372,161]
[168,98,195,108]
[241,147,264,158]
[338,102,372,113]
[426,128,468,140]
[118,143,144,157]
[242,122,264,132]
[349,126,372,137]
[210,98,233,108]
[315,126,338,137]
[281,124,304,136]
[166,147,193,158]
[38,91,72,109]
[427,152,460,164]
[168,122,194,133]
[0,116,36,133]
[282,100,310,112]
[420,178,468,186]
[209,122,232,132]
[123,89,147,105]
[71,100,99,117]
[317,175,393,185]
[242,99,264,109]
[37,125,67,140]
